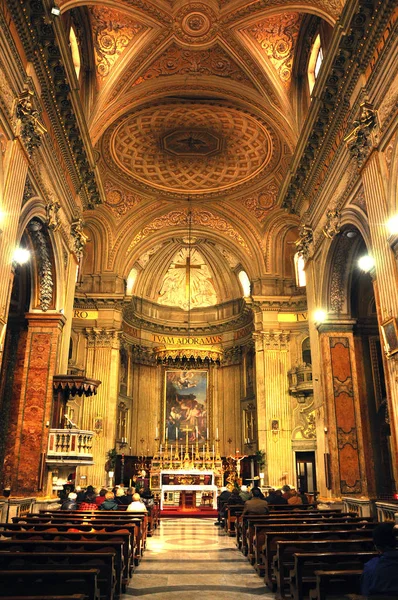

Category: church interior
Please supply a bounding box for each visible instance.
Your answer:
[0,0,397,597]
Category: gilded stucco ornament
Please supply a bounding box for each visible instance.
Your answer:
[71,218,89,259]
[46,200,61,231]
[295,224,313,260]
[245,13,302,85]
[345,102,379,167]
[15,87,46,156]
[27,219,53,312]
[323,209,341,239]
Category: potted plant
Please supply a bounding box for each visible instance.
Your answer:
[105,447,117,475]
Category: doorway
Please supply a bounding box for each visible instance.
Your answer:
[295,451,316,493]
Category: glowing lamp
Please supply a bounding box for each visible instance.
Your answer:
[358,255,375,272]
[386,215,398,236]
[13,248,30,265]
[314,309,326,323]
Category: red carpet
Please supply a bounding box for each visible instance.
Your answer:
[161,507,218,518]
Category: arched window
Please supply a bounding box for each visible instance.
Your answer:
[238,270,251,297]
[294,252,306,287]
[302,337,312,365]
[126,268,138,295]
[69,27,81,80]
[308,34,323,94]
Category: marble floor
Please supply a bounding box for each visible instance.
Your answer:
[121,517,275,599]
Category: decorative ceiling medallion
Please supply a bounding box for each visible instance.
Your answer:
[242,180,279,223]
[162,130,222,156]
[174,3,218,45]
[106,102,273,195]
[104,179,142,218]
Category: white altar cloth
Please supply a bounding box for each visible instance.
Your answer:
[160,484,218,509]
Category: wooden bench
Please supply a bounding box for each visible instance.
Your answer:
[0,538,125,594]
[0,552,116,600]
[0,569,100,599]
[263,532,374,590]
[309,568,363,600]
[225,505,244,536]
[252,521,374,574]
[290,551,378,600]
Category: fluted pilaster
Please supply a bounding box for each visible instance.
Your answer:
[78,328,121,488]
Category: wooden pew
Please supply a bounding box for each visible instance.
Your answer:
[225,505,244,536]
[0,597,85,600]
[240,515,371,559]
[290,551,378,600]
[0,569,100,599]
[263,531,374,590]
[10,518,144,565]
[236,511,355,553]
[309,568,363,600]
[0,552,116,600]
[0,536,128,593]
[252,521,374,574]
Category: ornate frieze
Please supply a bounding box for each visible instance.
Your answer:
[27,219,53,312]
[323,209,341,239]
[15,87,46,156]
[345,102,379,167]
[245,13,302,85]
[70,218,89,259]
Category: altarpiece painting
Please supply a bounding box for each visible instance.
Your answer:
[164,370,208,443]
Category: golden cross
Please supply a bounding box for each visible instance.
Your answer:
[175,252,201,301]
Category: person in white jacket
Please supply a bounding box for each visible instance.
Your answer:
[127,493,148,513]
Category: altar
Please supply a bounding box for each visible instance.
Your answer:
[159,470,218,510]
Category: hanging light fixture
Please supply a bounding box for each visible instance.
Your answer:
[154,199,222,367]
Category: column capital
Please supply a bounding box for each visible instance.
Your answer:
[84,327,121,348]
[254,330,290,350]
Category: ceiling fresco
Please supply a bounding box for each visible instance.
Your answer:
[59,0,342,304]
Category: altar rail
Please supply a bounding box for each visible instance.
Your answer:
[343,497,398,522]
[0,497,35,523]
[46,428,94,465]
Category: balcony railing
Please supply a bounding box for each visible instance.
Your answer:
[46,428,94,466]
[288,363,313,397]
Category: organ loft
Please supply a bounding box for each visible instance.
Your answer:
[0,0,397,519]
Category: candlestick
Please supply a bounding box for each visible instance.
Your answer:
[176,426,178,440]
[166,428,168,440]
[216,427,219,439]
[195,425,198,437]
[206,428,209,440]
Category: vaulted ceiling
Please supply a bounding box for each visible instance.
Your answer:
[61,0,342,303]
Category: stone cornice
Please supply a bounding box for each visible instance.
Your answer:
[7,0,102,209]
[279,0,396,215]
[251,295,307,312]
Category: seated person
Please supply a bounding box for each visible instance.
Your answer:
[226,487,245,508]
[265,488,288,506]
[115,486,129,506]
[140,487,154,508]
[215,486,232,526]
[287,489,303,505]
[361,522,398,597]
[127,493,148,513]
[79,486,97,510]
[61,491,78,510]
[239,485,252,502]
[242,487,269,515]
[96,488,107,506]
[99,491,119,510]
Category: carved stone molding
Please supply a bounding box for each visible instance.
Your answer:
[15,87,46,156]
[222,345,242,365]
[345,102,379,167]
[174,3,218,45]
[329,234,353,314]
[323,209,341,239]
[130,343,156,365]
[85,328,121,348]
[27,219,54,312]
[70,218,89,259]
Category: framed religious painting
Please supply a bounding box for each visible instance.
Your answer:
[380,317,398,356]
[164,370,208,444]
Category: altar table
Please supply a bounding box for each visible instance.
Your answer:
[160,484,218,509]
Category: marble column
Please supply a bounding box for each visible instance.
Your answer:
[255,331,293,487]
[2,313,65,495]
[78,328,121,489]
[361,151,398,480]
[0,139,28,367]
[318,327,370,498]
